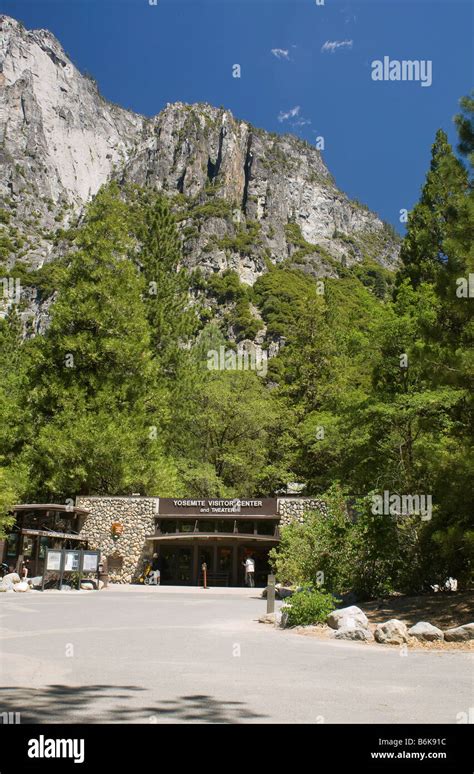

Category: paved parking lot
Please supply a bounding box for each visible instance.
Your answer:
[0,586,471,724]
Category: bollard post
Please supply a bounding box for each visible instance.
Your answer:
[266,573,276,614]
[202,562,207,590]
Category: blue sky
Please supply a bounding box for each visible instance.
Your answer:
[2,0,473,231]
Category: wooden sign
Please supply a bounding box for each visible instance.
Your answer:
[107,554,123,572]
[111,521,124,537]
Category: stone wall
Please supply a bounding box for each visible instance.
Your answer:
[76,495,327,584]
[277,497,328,526]
[77,497,157,584]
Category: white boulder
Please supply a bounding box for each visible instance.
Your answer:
[327,605,369,631]
[258,610,283,626]
[2,572,20,584]
[408,622,444,642]
[13,581,30,592]
[0,572,21,591]
[444,623,474,642]
[374,619,409,644]
[333,626,374,642]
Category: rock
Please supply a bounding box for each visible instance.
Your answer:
[262,584,293,600]
[262,585,295,599]
[277,586,295,599]
[374,619,409,645]
[29,576,43,589]
[280,610,289,628]
[0,575,20,591]
[0,15,399,332]
[59,584,72,591]
[2,573,21,585]
[258,611,283,627]
[408,622,444,642]
[327,605,369,631]
[333,626,374,642]
[258,613,276,625]
[13,581,30,592]
[80,582,94,591]
[444,623,474,642]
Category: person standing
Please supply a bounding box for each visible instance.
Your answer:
[151,552,161,586]
[242,555,255,587]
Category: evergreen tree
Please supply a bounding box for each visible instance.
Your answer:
[0,310,29,533]
[23,184,178,499]
[398,130,469,289]
[455,91,474,173]
[134,191,197,369]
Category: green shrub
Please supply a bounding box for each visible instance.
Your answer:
[207,269,246,303]
[227,298,261,341]
[270,484,353,592]
[216,221,262,253]
[283,588,337,627]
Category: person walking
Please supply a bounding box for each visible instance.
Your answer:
[242,555,255,587]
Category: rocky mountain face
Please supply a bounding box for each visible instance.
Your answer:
[0,14,399,329]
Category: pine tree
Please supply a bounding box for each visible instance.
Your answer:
[135,192,197,369]
[0,310,29,532]
[455,91,474,174]
[398,130,469,289]
[23,184,178,499]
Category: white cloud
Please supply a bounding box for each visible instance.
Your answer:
[271,48,290,61]
[277,106,312,132]
[278,105,300,123]
[293,117,311,127]
[321,39,353,54]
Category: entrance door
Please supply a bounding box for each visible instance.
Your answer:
[161,547,193,585]
[239,546,271,587]
[217,547,232,585]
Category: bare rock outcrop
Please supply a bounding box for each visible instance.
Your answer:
[0,14,400,331]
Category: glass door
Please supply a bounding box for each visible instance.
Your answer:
[217,547,232,585]
[161,547,193,585]
[175,548,192,583]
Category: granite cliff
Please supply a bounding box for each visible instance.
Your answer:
[0,14,399,329]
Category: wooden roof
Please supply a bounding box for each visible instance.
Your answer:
[12,503,90,516]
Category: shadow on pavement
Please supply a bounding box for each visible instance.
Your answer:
[151,693,267,723]
[0,686,267,723]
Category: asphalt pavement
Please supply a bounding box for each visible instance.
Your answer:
[0,586,471,724]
